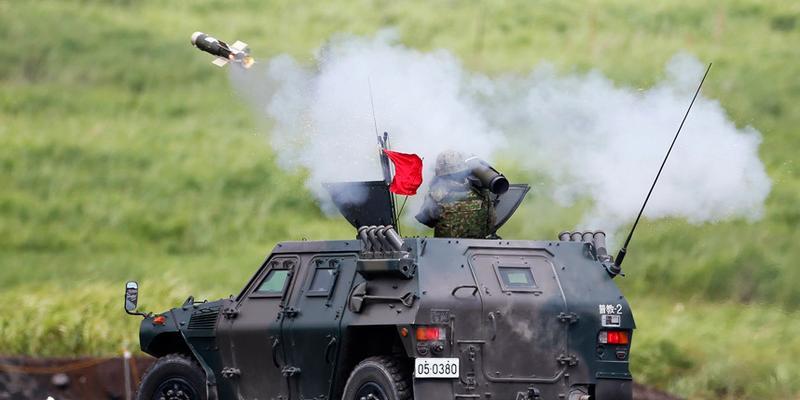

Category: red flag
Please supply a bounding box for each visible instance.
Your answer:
[383,149,423,195]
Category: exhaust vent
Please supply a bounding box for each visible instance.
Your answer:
[188,308,220,330]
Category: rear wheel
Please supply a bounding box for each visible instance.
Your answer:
[342,356,411,400]
[136,354,207,400]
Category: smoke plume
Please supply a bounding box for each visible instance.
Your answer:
[231,32,771,233]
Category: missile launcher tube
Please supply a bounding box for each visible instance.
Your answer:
[466,158,509,195]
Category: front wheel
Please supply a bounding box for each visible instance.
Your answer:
[136,354,207,400]
[341,356,412,400]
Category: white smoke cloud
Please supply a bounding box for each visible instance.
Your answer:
[231,33,771,233]
[488,54,771,232]
[233,31,500,213]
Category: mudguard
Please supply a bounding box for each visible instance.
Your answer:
[595,378,633,400]
[139,301,224,400]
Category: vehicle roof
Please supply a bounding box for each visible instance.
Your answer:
[270,238,580,254]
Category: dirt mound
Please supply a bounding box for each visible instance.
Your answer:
[0,356,680,399]
[0,356,155,400]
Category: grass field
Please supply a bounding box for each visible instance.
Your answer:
[2,1,800,398]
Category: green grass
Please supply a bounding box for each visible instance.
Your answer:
[2,0,800,398]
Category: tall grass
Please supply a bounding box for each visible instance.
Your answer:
[2,0,800,398]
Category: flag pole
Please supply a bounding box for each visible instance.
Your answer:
[397,196,409,221]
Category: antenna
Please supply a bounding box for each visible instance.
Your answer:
[369,78,392,184]
[612,63,712,273]
[368,77,380,137]
[368,78,399,230]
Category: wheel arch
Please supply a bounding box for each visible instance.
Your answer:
[331,325,412,399]
[142,332,220,400]
[143,332,193,358]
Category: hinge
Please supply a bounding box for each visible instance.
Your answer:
[221,307,239,319]
[556,354,578,366]
[557,312,579,324]
[464,373,477,390]
[281,307,299,319]
[221,367,241,379]
[281,366,302,377]
[467,345,477,362]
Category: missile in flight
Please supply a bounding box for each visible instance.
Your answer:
[190,32,254,69]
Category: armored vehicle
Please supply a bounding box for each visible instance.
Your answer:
[125,166,635,400]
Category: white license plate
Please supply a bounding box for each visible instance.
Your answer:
[414,357,459,378]
[602,314,621,327]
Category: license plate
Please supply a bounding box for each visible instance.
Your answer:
[414,357,459,378]
[602,314,621,327]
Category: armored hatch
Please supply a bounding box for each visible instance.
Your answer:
[324,180,530,234]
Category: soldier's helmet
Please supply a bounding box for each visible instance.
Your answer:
[434,150,469,177]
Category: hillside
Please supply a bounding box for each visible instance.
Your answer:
[1,1,799,398]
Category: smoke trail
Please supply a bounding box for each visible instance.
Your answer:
[231,33,771,233]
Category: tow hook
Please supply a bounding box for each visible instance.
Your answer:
[516,386,542,400]
[221,367,240,379]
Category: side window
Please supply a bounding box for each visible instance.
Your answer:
[495,266,539,293]
[306,258,341,297]
[254,269,290,297]
[307,268,336,296]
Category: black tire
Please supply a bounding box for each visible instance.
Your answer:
[136,354,207,400]
[341,356,412,400]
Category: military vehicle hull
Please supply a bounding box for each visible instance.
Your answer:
[137,237,633,400]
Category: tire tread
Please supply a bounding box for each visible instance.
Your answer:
[136,353,206,400]
[358,356,412,400]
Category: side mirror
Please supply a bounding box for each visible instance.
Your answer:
[125,281,145,317]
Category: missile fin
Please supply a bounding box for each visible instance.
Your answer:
[211,57,229,67]
[231,41,249,52]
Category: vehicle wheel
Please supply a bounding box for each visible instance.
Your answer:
[341,356,412,400]
[136,354,207,400]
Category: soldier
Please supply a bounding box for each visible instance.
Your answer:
[415,150,495,238]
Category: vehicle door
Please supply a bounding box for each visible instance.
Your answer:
[468,250,569,381]
[216,256,299,399]
[283,254,358,399]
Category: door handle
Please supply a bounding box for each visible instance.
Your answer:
[451,285,478,296]
[488,312,497,341]
[324,336,337,364]
[271,337,282,369]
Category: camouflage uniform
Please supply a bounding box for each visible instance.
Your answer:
[415,151,495,238]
